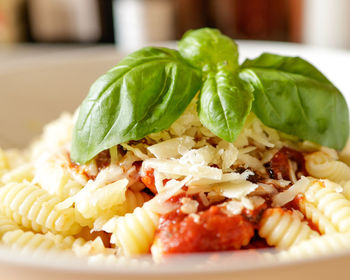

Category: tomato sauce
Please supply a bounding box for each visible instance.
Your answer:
[155,206,255,254]
[265,147,308,181]
[140,169,157,194]
[140,169,172,194]
[292,194,321,234]
[94,150,111,171]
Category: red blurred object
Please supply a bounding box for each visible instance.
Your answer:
[175,0,303,42]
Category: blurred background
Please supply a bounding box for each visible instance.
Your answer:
[1,0,350,49]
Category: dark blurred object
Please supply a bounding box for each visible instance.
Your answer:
[175,0,302,43]
[0,0,27,43]
[211,0,289,41]
[28,0,101,43]
[97,0,114,43]
[174,0,209,38]
[288,0,303,43]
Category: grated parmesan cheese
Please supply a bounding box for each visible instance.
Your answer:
[180,197,199,214]
[272,177,313,207]
[147,136,195,159]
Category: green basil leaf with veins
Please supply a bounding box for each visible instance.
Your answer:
[240,53,349,150]
[71,47,201,164]
[178,28,239,73]
[198,70,254,142]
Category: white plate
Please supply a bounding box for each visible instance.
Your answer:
[0,42,350,280]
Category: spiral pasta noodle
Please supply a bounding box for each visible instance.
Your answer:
[277,233,350,260]
[304,180,350,233]
[0,181,82,235]
[1,164,34,184]
[2,230,57,252]
[2,229,87,253]
[112,205,160,256]
[114,190,151,216]
[306,152,350,183]
[296,196,337,234]
[0,215,20,237]
[259,208,318,249]
[341,180,350,200]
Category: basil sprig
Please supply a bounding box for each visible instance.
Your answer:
[198,70,253,142]
[71,47,201,163]
[179,28,253,143]
[240,53,349,150]
[71,28,349,164]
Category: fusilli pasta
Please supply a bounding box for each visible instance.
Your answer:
[296,195,337,234]
[304,180,350,233]
[277,232,350,259]
[110,204,160,256]
[259,208,318,249]
[306,152,350,183]
[1,164,34,184]
[0,181,82,235]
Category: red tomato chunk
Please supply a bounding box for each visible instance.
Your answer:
[155,206,255,254]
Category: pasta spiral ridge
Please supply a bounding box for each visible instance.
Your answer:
[306,152,350,183]
[296,196,337,234]
[1,164,34,184]
[0,214,20,237]
[305,181,350,233]
[2,229,86,253]
[341,180,350,200]
[0,182,82,235]
[114,205,159,256]
[114,190,151,216]
[259,208,318,249]
[278,233,350,259]
[2,230,57,252]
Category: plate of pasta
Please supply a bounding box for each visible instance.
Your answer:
[1,28,350,280]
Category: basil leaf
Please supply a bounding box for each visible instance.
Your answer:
[240,53,349,150]
[198,70,254,142]
[71,47,201,164]
[178,28,239,73]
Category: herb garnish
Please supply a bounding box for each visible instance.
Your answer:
[71,28,349,164]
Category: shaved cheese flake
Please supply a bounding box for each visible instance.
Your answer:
[225,200,244,215]
[179,146,217,166]
[198,192,209,207]
[240,169,255,180]
[239,146,256,154]
[143,159,222,180]
[241,197,254,210]
[215,180,258,199]
[147,136,195,159]
[272,176,313,207]
[154,170,165,193]
[265,178,291,188]
[147,200,178,215]
[189,172,242,186]
[217,141,239,170]
[241,196,265,210]
[238,153,265,173]
[149,176,192,212]
[253,184,278,196]
[121,143,149,160]
[180,197,199,214]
